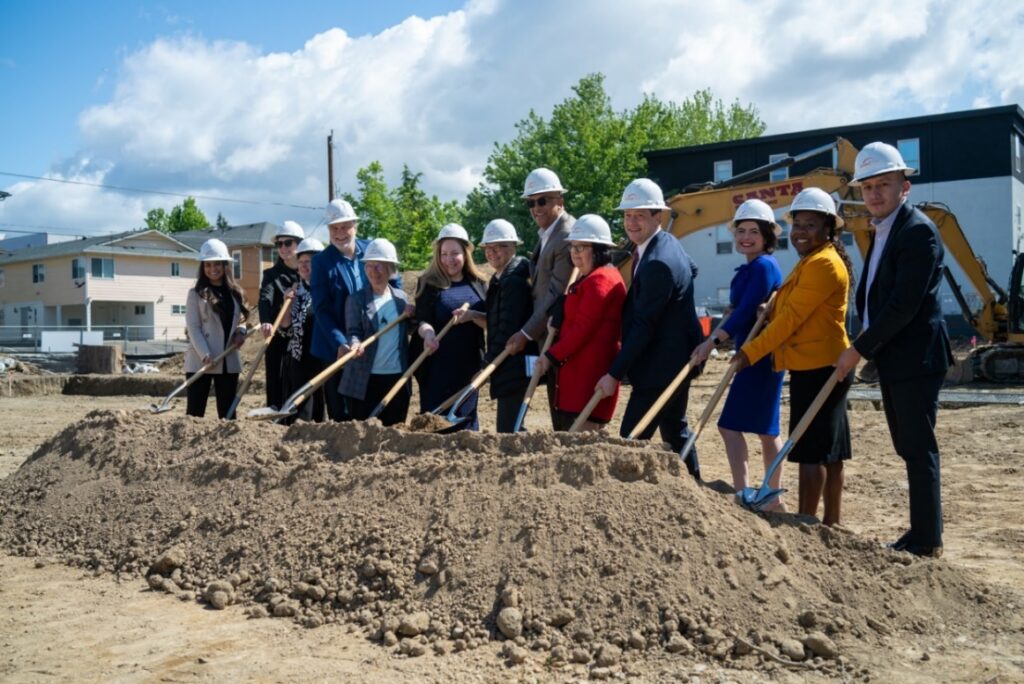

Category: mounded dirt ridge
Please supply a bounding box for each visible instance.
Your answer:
[0,409,1018,673]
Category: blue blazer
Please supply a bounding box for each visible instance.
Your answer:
[853,202,953,381]
[310,239,370,363]
[609,230,703,390]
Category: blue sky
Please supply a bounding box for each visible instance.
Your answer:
[1,1,1021,239]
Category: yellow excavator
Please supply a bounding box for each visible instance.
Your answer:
[629,137,1024,383]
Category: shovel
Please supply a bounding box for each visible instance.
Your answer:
[225,298,292,419]
[511,266,580,432]
[150,326,255,414]
[247,312,410,421]
[679,291,777,463]
[568,387,607,432]
[737,369,842,511]
[368,303,468,419]
[433,348,513,428]
[626,359,698,440]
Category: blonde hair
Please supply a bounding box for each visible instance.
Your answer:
[415,238,485,296]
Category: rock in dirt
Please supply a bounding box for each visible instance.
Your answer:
[399,611,430,637]
[803,631,839,658]
[665,635,694,654]
[496,607,523,639]
[779,638,806,661]
[150,546,187,575]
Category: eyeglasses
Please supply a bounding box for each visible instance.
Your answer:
[525,197,551,209]
[570,244,593,253]
[275,239,297,248]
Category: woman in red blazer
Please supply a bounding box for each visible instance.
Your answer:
[534,214,626,430]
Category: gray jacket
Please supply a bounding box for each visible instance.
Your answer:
[339,284,410,401]
[184,287,246,374]
[524,211,575,340]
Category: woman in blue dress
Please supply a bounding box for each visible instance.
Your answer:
[410,224,487,430]
[692,199,784,502]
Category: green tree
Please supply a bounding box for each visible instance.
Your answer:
[462,73,764,252]
[144,207,169,232]
[168,197,209,233]
[346,162,462,270]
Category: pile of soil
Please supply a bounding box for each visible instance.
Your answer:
[1,410,1019,676]
[63,375,179,397]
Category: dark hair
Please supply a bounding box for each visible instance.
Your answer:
[592,244,612,267]
[822,215,855,287]
[751,220,778,254]
[195,261,250,321]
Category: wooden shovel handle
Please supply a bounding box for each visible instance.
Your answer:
[377,303,468,412]
[568,388,606,432]
[230,298,293,412]
[432,347,513,414]
[788,370,841,445]
[627,360,695,439]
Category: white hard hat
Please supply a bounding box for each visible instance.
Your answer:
[435,223,470,244]
[296,238,324,255]
[521,168,567,198]
[479,219,522,245]
[785,188,845,228]
[276,220,305,240]
[325,199,359,225]
[566,214,615,246]
[363,238,399,264]
[199,238,230,262]
[616,178,669,211]
[732,199,782,236]
[850,142,915,185]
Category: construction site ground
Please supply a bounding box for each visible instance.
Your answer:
[1,358,1022,683]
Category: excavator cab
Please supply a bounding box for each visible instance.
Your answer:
[1009,252,1024,337]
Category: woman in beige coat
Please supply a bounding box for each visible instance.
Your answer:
[184,239,250,418]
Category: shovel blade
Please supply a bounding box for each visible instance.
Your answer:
[247,405,296,421]
[368,403,385,420]
[736,486,787,512]
[511,403,529,433]
[149,402,173,414]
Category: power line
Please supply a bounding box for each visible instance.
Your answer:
[0,171,322,211]
[0,223,116,238]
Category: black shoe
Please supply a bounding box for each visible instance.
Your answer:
[887,530,913,552]
[905,544,943,559]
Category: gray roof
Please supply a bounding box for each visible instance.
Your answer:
[174,222,279,249]
[0,229,198,266]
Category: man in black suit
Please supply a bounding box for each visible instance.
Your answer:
[835,142,953,557]
[596,178,703,479]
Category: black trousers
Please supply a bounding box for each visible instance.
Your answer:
[324,371,351,422]
[281,355,325,424]
[546,370,574,432]
[880,371,944,548]
[348,373,410,427]
[264,337,287,409]
[495,386,528,433]
[619,379,700,478]
[185,372,239,419]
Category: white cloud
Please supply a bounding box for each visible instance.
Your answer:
[3,0,1022,237]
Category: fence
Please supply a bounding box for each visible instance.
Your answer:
[0,325,185,353]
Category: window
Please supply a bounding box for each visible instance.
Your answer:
[897,138,920,175]
[71,258,85,280]
[769,153,789,182]
[134,305,146,315]
[172,304,186,315]
[777,222,790,250]
[91,257,114,278]
[1016,135,1022,174]
[232,250,242,279]
[715,225,733,254]
[32,263,45,283]
[262,246,276,265]
[171,261,180,277]
[1016,204,1022,230]
[713,160,733,183]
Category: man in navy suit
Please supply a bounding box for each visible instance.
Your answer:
[597,178,704,479]
[835,142,953,557]
[311,199,370,422]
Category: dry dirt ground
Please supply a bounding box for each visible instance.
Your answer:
[1,361,1023,683]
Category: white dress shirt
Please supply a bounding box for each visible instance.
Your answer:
[863,200,905,329]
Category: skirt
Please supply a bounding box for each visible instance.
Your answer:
[787,366,852,464]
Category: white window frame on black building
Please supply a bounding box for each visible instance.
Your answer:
[769,153,789,182]
[897,138,920,175]
[713,160,732,183]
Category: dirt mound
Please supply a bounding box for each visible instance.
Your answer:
[63,374,180,397]
[1,410,1018,674]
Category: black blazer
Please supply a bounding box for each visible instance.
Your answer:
[609,230,703,390]
[259,259,300,324]
[485,256,534,398]
[854,202,953,381]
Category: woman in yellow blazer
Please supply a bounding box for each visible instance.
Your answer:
[734,188,854,526]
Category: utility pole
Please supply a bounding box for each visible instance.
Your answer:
[327,130,335,202]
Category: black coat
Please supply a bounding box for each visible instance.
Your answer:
[409,279,487,386]
[259,259,300,324]
[609,230,703,390]
[854,202,954,381]
[485,256,534,398]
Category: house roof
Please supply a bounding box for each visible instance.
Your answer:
[174,222,279,249]
[0,229,199,266]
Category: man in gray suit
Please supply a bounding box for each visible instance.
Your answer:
[505,167,575,430]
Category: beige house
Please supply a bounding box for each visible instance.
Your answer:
[174,222,281,310]
[0,230,199,344]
